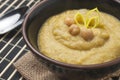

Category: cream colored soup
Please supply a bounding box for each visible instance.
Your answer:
[38,9,120,65]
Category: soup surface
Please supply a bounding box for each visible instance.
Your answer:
[38,9,120,65]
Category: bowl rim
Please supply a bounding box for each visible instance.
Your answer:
[22,0,120,69]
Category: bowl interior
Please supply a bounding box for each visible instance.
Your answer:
[24,0,120,65]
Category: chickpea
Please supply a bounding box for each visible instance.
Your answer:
[65,17,75,26]
[69,24,80,36]
[80,28,94,41]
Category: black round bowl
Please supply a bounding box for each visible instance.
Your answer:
[22,0,120,80]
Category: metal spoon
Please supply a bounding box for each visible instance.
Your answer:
[0,6,29,34]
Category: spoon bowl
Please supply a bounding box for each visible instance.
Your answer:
[0,6,29,34]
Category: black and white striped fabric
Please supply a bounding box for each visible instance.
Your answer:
[0,0,42,80]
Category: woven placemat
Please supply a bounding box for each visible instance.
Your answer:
[14,52,120,80]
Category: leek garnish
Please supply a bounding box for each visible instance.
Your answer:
[74,8,100,28]
[74,12,86,27]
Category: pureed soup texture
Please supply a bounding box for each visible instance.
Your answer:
[38,8,120,65]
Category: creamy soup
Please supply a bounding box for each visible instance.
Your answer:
[38,9,120,65]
